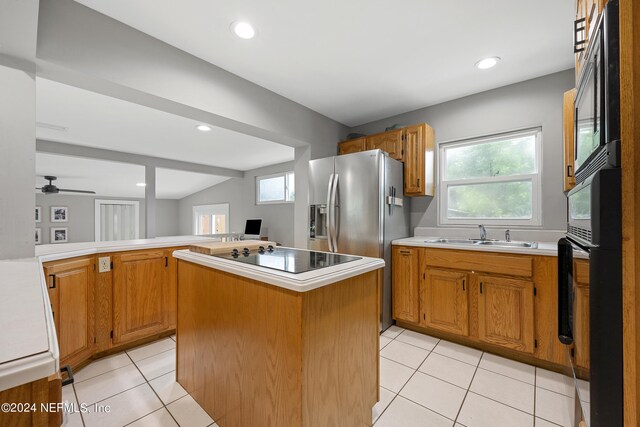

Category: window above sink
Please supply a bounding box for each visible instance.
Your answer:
[438,128,542,227]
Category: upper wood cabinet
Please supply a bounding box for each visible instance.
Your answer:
[392,246,420,323]
[338,137,366,156]
[112,249,169,345]
[404,123,435,196]
[563,89,577,192]
[365,129,404,161]
[43,256,96,367]
[337,123,435,197]
[422,268,469,336]
[574,0,608,80]
[477,274,535,353]
[573,259,590,369]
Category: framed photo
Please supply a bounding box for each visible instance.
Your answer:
[51,206,68,222]
[35,206,42,223]
[35,228,41,245]
[50,227,68,243]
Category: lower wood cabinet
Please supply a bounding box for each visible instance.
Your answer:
[43,256,96,368]
[573,259,590,369]
[477,274,535,353]
[422,268,469,336]
[112,249,169,345]
[392,247,420,323]
[392,246,577,371]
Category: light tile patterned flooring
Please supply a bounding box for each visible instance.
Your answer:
[375,326,590,427]
[61,328,589,427]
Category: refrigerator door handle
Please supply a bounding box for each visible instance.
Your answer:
[326,174,335,252]
[330,174,339,252]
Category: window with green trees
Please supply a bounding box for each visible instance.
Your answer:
[439,128,542,226]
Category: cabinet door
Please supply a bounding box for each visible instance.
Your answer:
[478,275,535,353]
[422,268,469,336]
[113,250,168,344]
[392,247,420,323]
[573,260,590,369]
[404,124,435,196]
[44,257,96,366]
[366,129,404,161]
[338,137,366,155]
[563,89,577,192]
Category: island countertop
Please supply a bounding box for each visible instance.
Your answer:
[173,247,385,292]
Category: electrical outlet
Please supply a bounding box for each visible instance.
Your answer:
[98,256,111,273]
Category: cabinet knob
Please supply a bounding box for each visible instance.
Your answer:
[48,274,56,289]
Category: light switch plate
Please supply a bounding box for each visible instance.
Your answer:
[98,256,111,273]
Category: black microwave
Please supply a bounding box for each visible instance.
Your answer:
[573,0,620,184]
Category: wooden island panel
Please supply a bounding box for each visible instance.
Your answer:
[176,260,379,427]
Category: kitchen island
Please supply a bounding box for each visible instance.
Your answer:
[173,247,384,427]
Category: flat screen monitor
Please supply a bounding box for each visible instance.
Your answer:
[244,218,262,236]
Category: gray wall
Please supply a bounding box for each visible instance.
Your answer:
[155,199,180,237]
[0,0,39,260]
[178,162,295,246]
[35,194,180,244]
[348,69,575,231]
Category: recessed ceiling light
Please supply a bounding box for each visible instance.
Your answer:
[196,124,212,132]
[136,182,147,187]
[231,21,255,39]
[475,57,501,70]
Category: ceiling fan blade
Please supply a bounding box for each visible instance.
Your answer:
[58,189,96,194]
[35,187,43,190]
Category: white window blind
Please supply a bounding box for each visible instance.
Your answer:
[95,200,140,242]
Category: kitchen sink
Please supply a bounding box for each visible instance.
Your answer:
[475,240,538,248]
[423,238,538,249]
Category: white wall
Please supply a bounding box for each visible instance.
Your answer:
[35,194,180,244]
[348,69,575,232]
[178,162,295,246]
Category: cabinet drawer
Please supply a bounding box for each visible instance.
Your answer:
[424,249,533,278]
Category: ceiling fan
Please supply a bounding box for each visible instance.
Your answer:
[36,176,96,195]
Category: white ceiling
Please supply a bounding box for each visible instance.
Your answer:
[73,0,575,126]
[35,153,231,199]
[36,78,294,171]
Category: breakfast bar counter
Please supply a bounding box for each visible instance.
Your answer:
[173,246,384,427]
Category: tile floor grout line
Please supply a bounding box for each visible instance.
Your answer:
[534,366,538,425]
[70,383,87,427]
[453,351,482,425]
[125,351,181,427]
[475,365,536,386]
[389,353,462,423]
[127,345,176,365]
[380,354,429,371]
[72,359,135,385]
[465,390,536,418]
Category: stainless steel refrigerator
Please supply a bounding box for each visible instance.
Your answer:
[308,149,409,331]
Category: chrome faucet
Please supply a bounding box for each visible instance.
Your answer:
[478,224,487,241]
[505,229,511,242]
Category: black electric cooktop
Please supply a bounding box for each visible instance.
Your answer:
[213,246,361,274]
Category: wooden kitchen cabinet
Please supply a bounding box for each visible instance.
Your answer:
[563,88,577,192]
[338,137,366,155]
[404,123,435,196]
[573,259,590,369]
[43,256,96,368]
[477,274,535,353]
[112,249,169,345]
[422,268,469,336]
[365,129,404,161]
[392,246,420,323]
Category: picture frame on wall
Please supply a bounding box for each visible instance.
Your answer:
[35,206,42,223]
[50,227,68,243]
[51,206,68,222]
[35,228,41,245]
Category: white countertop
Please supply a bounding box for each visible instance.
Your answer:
[0,258,58,392]
[173,248,385,293]
[393,236,589,259]
[394,236,559,256]
[36,235,220,262]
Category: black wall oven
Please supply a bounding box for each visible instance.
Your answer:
[558,1,622,426]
